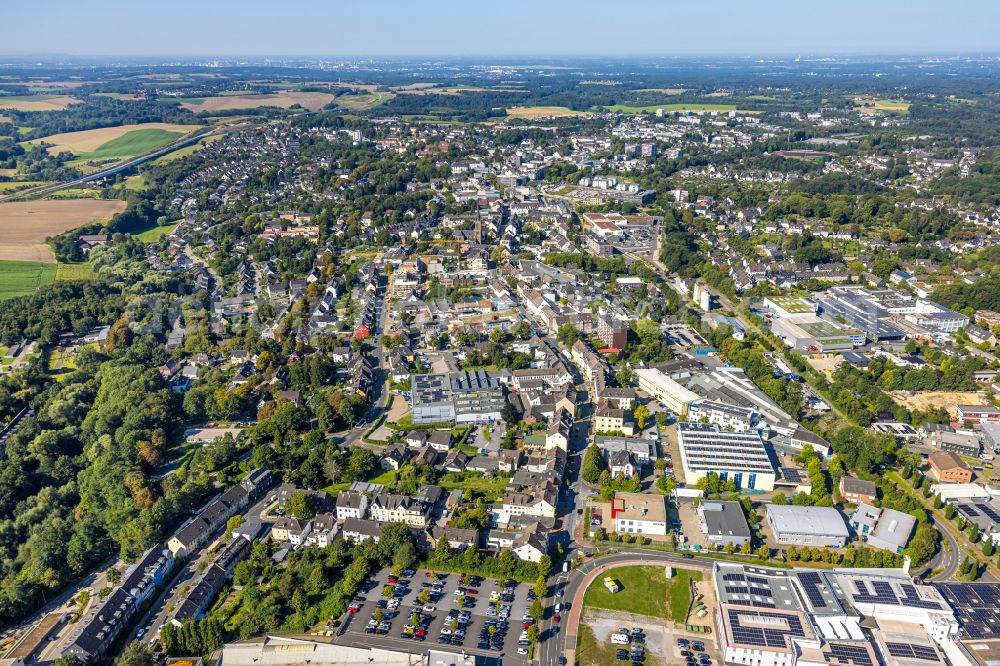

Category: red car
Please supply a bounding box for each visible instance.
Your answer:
[466,588,479,595]
[553,614,560,623]
[388,576,398,584]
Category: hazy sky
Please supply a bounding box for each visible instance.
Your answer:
[6,0,999,57]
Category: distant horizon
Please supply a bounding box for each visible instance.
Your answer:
[2,51,1000,63]
[5,0,998,59]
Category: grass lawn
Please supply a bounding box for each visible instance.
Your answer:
[56,262,96,281]
[576,624,619,666]
[438,471,511,501]
[76,128,185,160]
[583,565,700,623]
[134,223,179,242]
[0,260,57,299]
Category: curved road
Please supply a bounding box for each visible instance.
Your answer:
[540,551,714,666]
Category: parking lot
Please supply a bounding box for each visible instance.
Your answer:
[337,567,535,666]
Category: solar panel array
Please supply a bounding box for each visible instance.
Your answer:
[823,643,875,666]
[850,578,942,610]
[780,467,803,483]
[885,642,940,662]
[934,583,1000,639]
[727,609,804,649]
[795,572,829,609]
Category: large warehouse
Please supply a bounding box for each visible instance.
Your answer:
[635,367,701,415]
[676,422,776,491]
[765,504,850,547]
[771,315,865,352]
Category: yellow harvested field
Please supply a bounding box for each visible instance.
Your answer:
[633,88,687,95]
[0,199,126,262]
[506,106,590,119]
[181,91,335,112]
[888,390,989,416]
[29,123,197,155]
[0,95,81,111]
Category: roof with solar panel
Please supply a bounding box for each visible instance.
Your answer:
[829,572,950,613]
[933,583,1000,640]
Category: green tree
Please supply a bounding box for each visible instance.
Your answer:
[118,641,154,666]
[556,324,580,347]
[534,576,548,599]
[530,599,544,623]
[633,404,650,430]
[285,491,317,520]
[512,320,532,339]
[527,624,540,644]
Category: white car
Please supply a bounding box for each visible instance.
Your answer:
[517,648,528,655]
[423,605,436,613]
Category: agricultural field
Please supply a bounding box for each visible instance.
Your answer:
[179,91,335,112]
[30,122,198,157]
[0,94,81,111]
[55,262,95,281]
[854,97,910,114]
[0,199,126,262]
[0,260,57,299]
[336,91,395,111]
[632,88,687,95]
[605,102,742,113]
[505,105,590,119]
[0,180,49,193]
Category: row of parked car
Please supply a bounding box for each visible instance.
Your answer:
[678,636,711,666]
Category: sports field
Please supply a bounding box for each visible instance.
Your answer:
[0,199,126,262]
[0,95,81,111]
[180,91,335,112]
[30,123,198,157]
[506,106,590,119]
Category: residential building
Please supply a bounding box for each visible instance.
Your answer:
[928,451,973,484]
[368,493,429,527]
[838,476,877,505]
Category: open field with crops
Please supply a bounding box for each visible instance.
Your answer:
[180,91,335,112]
[0,199,126,262]
[854,97,910,114]
[30,123,198,157]
[0,260,57,299]
[506,106,590,119]
[0,95,81,111]
[605,102,745,113]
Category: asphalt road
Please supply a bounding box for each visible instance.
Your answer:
[0,128,216,203]
[130,492,279,651]
[544,551,715,666]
